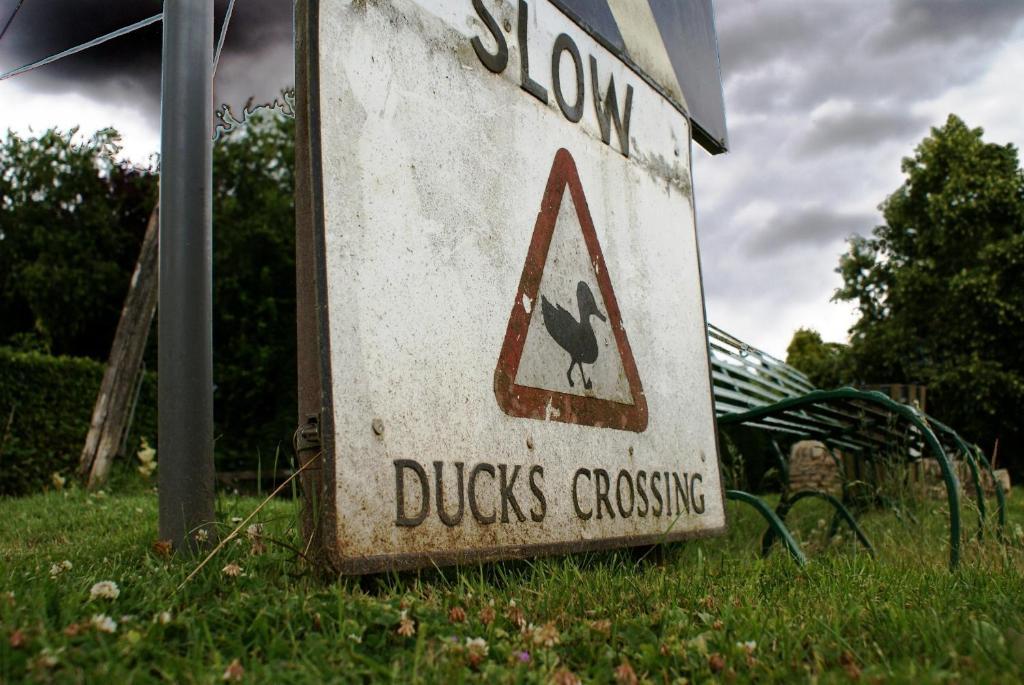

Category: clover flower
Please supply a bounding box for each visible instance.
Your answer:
[35,647,60,670]
[246,523,267,555]
[222,658,244,682]
[506,598,526,627]
[614,662,638,685]
[466,637,488,666]
[397,609,416,637]
[90,614,117,634]
[89,581,119,600]
[480,605,496,625]
[525,621,560,647]
[137,438,157,478]
[49,560,72,578]
[551,668,580,685]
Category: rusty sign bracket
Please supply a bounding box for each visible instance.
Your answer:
[294,413,322,454]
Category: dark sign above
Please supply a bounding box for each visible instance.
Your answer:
[551,0,728,154]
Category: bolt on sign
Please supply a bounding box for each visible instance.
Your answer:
[295,0,728,573]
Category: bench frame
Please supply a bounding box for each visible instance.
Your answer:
[708,325,1007,569]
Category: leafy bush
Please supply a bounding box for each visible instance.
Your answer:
[210,111,296,470]
[0,128,156,358]
[0,115,298,478]
[0,348,156,496]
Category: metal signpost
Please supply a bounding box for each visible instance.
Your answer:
[158,0,216,551]
[296,0,728,573]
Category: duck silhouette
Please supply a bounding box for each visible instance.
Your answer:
[541,281,606,390]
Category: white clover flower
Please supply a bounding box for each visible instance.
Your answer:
[155,611,173,625]
[222,563,243,577]
[90,614,118,634]
[36,647,60,669]
[466,637,489,655]
[737,640,757,652]
[525,622,560,647]
[246,523,264,540]
[89,581,120,600]
[194,528,209,543]
[49,560,72,578]
[137,438,157,478]
[137,438,156,463]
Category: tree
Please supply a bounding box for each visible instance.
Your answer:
[834,114,1024,475]
[0,128,156,358]
[210,112,296,469]
[0,114,298,472]
[785,328,850,389]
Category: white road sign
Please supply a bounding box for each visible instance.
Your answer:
[297,0,726,572]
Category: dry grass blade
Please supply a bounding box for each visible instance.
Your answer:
[174,452,321,593]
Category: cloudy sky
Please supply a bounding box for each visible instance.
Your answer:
[2,0,1022,358]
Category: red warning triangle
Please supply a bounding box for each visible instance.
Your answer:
[494,148,648,432]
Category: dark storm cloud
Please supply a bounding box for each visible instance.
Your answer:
[798,106,929,156]
[0,0,293,113]
[714,2,820,74]
[715,0,1024,123]
[872,0,1024,54]
[741,204,876,258]
[743,206,874,257]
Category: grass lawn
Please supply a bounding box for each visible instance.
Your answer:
[2,484,1023,683]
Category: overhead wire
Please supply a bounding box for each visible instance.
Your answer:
[0,0,26,44]
[0,12,162,82]
[213,0,237,79]
[1,0,238,83]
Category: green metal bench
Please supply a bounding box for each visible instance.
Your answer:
[707,324,1008,569]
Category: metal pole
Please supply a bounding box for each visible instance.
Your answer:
[158,0,215,551]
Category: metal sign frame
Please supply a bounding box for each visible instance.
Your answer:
[295,0,727,574]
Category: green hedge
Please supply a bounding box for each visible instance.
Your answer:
[0,348,156,496]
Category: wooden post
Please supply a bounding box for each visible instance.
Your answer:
[79,207,159,488]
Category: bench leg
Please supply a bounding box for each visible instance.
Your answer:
[725,489,807,567]
[762,489,875,558]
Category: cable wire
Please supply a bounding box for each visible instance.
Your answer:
[213,0,237,79]
[0,0,25,44]
[0,12,162,82]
